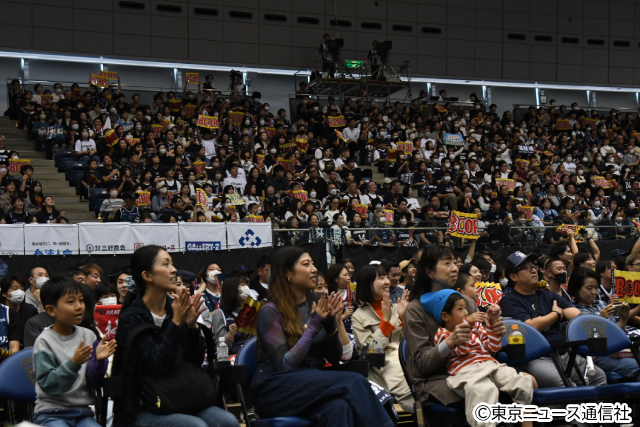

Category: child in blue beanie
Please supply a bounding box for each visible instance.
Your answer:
[421,289,535,427]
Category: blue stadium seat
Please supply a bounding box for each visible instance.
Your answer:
[0,348,36,424]
[55,149,75,170]
[565,314,640,398]
[90,188,108,216]
[235,337,314,427]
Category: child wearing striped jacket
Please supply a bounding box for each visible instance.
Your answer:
[422,289,535,427]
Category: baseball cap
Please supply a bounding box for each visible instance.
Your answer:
[228,264,255,276]
[399,259,417,271]
[156,182,166,190]
[505,251,539,279]
[611,249,628,258]
[122,191,137,201]
[383,178,392,184]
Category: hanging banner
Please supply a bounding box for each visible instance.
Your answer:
[495,178,515,192]
[444,133,465,146]
[265,127,276,138]
[168,98,182,114]
[197,115,220,129]
[475,282,503,308]
[94,305,121,340]
[227,222,272,249]
[78,223,133,255]
[246,214,264,223]
[0,224,24,255]
[518,205,534,221]
[24,224,79,256]
[183,104,196,118]
[295,138,308,153]
[228,194,246,206]
[136,191,151,207]
[196,189,209,211]
[397,142,413,154]
[556,119,571,131]
[130,223,180,252]
[555,223,585,237]
[593,176,608,188]
[151,124,163,136]
[185,72,200,84]
[178,222,226,252]
[447,210,479,240]
[292,190,308,202]
[355,204,368,217]
[383,209,394,226]
[328,116,346,128]
[228,111,244,126]
[236,297,264,335]
[98,71,119,80]
[9,159,30,175]
[276,157,295,171]
[41,94,53,108]
[613,270,640,304]
[280,141,296,154]
[90,73,109,88]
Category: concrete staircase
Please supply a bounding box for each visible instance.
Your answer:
[0,116,99,223]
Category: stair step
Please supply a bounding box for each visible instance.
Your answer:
[41,187,77,196]
[8,150,47,159]
[54,203,91,211]
[33,173,67,181]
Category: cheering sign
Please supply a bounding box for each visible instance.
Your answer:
[593,176,609,188]
[136,191,151,207]
[518,205,534,220]
[328,116,346,128]
[387,148,397,163]
[606,129,613,138]
[105,129,119,146]
[228,193,245,206]
[397,142,413,154]
[46,126,66,140]
[265,127,276,138]
[556,223,585,236]
[607,179,618,189]
[41,94,53,108]
[95,305,121,340]
[447,210,479,240]
[475,282,503,308]
[613,270,640,304]
[9,159,30,175]
[355,204,368,217]
[247,214,263,223]
[192,161,206,177]
[346,282,357,309]
[183,104,196,117]
[518,146,535,154]
[228,111,244,125]
[196,189,209,211]
[236,297,264,335]
[276,157,295,171]
[382,209,394,226]
[280,141,296,154]
[292,190,308,202]
[556,119,571,131]
[197,115,219,129]
[151,124,163,136]
[495,178,515,192]
[161,119,172,132]
[435,105,448,113]
[186,72,200,84]
[90,73,109,88]
[444,133,465,146]
[335,130,347,143]
[99,70,118,80]
[175,119,185,135]
[256,154,264,170]
[168,98,182,114]
[579,117,599,128]
[295,138,308,153]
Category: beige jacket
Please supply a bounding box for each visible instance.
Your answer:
[352,302,414,412]
[403,294,477,406]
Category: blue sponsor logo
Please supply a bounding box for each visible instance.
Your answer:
[186,241,221,252]
[238,230,262,247]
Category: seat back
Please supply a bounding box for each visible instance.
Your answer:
[497,319,553,364]
[236,336,258,382]
[0,348,37,403]
[398,339,418,400]
[565,314,630,357]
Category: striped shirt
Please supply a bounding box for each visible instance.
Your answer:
[434,321,502,376]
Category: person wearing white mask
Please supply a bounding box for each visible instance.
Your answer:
[1,275,38,345]
[198,263,223,312]
[212,275,256,357]
[99,183,125,216]
[26,267,49,313]
[562,156,576,174]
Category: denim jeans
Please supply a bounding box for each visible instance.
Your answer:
[79,155,101,165]
[33,408,100,427]
[131,406,239,427]
[595,355,640,381]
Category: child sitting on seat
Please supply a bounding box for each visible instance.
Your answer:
[423,289,536,427]
[33,276,117,427]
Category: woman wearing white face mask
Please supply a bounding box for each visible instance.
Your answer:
[197,263,224,312]
[1,275,38,350]
[211,276,256,356]
[100,184,124,216]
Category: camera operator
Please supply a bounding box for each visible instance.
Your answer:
[229,70,245,93]
[368,40,381,78]
[319,34,332,78]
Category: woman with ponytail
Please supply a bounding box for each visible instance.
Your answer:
[113,245,239,427]
[251,246,395,427]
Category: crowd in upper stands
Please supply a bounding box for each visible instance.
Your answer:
[2,76,640,248]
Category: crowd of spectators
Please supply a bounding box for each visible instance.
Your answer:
[2,77,640,250]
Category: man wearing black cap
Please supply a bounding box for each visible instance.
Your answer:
[500,251,607,388]
[112,192,140,222]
